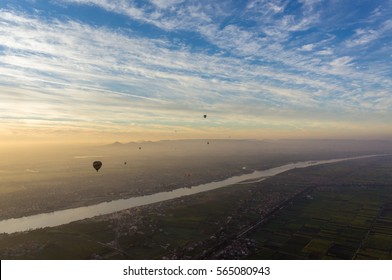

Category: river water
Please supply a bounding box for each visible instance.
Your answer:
[0,155,383,234]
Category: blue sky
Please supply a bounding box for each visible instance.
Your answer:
[1,0,391,143]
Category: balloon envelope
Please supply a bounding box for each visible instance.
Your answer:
[93,161,102,172]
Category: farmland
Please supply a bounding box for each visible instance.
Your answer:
[246,156,392,260]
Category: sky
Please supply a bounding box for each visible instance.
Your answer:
[1,0,392,144]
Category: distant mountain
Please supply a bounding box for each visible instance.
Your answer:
[104,139,392,155]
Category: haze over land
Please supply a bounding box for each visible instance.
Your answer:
[0,139,391,222]
[1,147,392,259]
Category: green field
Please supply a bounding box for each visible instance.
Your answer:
[246,157,392,260]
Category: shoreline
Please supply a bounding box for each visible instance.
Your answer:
[0,154,387,234]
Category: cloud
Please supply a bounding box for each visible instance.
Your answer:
[1,1,392,141]
[149,0,184,10]
[345,28,380,48]
[317,49,333,55]
[60,0,214,31]
[55,1,389,88]
[246,0,287,16]
[329,56,353,67]
[299,43,315,51]
[0,9,384,112]
[345,18,392,48]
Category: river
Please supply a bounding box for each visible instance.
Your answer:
[0,154,384,234]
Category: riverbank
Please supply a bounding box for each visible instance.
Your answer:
[0,154,386,234]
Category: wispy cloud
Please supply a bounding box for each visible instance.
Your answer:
[299,43,315,51]
[1,0,392,141]
[345,18,392,48]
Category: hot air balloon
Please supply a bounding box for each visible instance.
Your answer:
[203,114,207,118]
[93,161,102,172]
[124,161,127,165]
